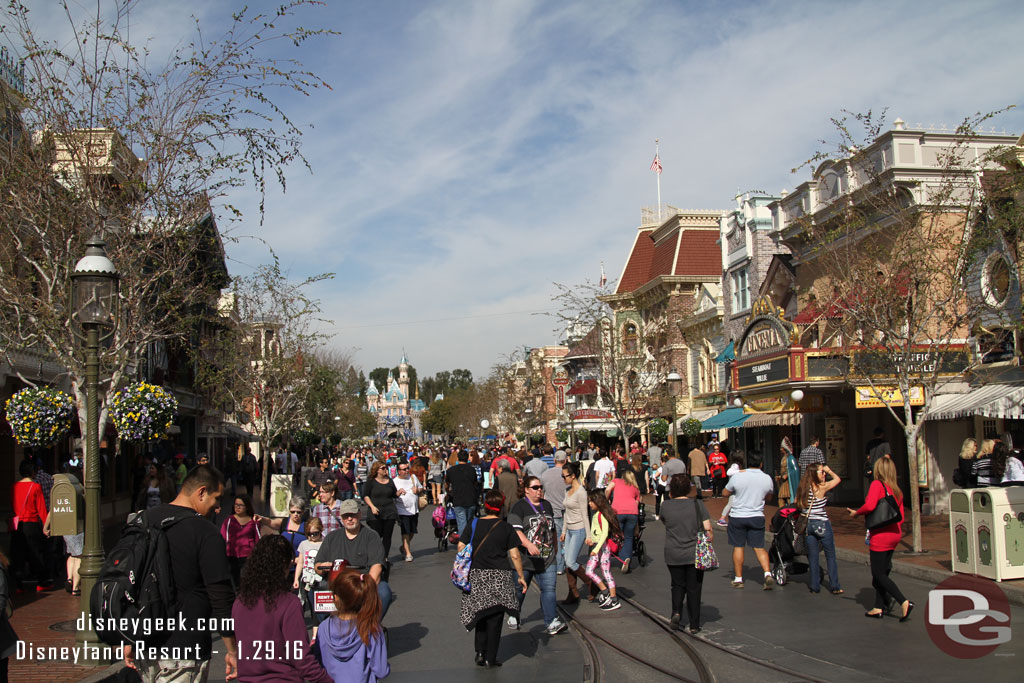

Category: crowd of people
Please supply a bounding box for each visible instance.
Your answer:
[7,429,1024,682]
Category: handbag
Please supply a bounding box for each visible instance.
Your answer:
[597,514,622,555]
[451,519,499,593]
[8,487,33,532]
[865,484,902,530]
[693,501,718,571]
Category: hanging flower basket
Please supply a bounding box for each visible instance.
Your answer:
[4,387,76,448]
[110,382,178,442]
[648,417,669,443]
[681,418,703,437]
[576,428,590,443]
[556,429,569,443]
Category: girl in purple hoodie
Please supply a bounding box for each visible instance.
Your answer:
[316,569,390,682]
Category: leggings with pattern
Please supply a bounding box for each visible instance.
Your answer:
[585,546,615,590]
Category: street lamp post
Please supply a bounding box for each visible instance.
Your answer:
[665,369,682,453]
[565,395,576,452]
[70,236,119,658]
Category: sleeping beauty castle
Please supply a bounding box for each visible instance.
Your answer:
[366,355,426,440]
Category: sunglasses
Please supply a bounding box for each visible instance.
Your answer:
[525,485,542,491]
[398,467,409,471]
[562,473,573,479]
[308,531,323,537]
[289,510,302,514]
[341,513,359,520]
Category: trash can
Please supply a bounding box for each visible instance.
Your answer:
[974,487,1024,582]
[949,489,974,575]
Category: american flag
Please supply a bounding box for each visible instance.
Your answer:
[650,153,662,175]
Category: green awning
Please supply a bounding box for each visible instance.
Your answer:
[701,407,749,431]
[715,340,735,364]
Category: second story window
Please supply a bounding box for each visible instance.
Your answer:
[732,269,749,311]
[623,323,638,354]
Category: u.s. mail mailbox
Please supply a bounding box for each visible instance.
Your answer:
[50,473,84,536]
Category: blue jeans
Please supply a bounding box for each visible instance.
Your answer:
[311,578,392,623]
[453,505,476,540]
[518,562,558,627]
[618,514,637,561]
[338,490,354,501]
[805,519,840,592]
[563,527,587,571]
[553,517,565,573]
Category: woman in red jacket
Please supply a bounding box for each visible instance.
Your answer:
[847,455,913,621]
[10,460,52,591]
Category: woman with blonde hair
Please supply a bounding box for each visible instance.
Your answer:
[973,438,996,486]
[955,438,977,488]
[605,469,641,573]
[847,455,912,621]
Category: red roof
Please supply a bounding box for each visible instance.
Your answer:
[675,231,723,277]
[567,379,598,395]
[616,228,721,294]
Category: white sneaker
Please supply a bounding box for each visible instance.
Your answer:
[507,616,519,630]
[546,617,567,635]
[405,555,414,562]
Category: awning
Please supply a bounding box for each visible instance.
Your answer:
[715,341,735,364]
[701,407,749,431]
[742,412,803,428]
[677,411,716,430]
[567,379,598,395]
[927,382,1024,420]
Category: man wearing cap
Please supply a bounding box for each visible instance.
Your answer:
[314,498,392,619]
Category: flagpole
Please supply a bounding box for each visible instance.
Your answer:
[655,139,661,222]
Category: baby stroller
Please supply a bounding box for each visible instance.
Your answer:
[768,504,822,586]
[632,502,649,567]
[434,502,459,552]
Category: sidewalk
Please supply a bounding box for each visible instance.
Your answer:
[692,495,1024,605]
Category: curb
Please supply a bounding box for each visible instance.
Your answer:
[762,530,1024,607]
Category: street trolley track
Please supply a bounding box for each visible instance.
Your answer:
[559,593,828,683]
[618,595,828,683]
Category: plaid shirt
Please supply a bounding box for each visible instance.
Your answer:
[798,446,825,476]
[35,470,54,509]
[312,500,344,536]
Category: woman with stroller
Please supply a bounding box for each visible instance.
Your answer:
[847,455,913,621]
[796,463,842,594]
[661,473,711,634]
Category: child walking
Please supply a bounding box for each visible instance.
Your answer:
[585,492,622,611]
[315,569,390,683]
[294,517,325,639]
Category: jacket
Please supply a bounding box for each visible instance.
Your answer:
[316,616,390,683]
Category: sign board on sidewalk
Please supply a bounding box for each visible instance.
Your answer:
[313,591,336,613]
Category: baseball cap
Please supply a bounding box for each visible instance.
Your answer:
[338,499,360,516]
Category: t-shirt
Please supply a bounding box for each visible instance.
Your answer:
[508,498,557,573]
[315,525,385,572]
[468,518,518,571]
[445,463,479,508]
[661,497,710,566]
[609,479,640,515]
[647,445,663,463]
[393,475,420,516]
[724,469,774,518]
[297,539,323,588]
[540,466,566,515]
[661,458,686,484]
[592,459,616,490]
[148,504,234,660]
[364,478,398,520]
[523,457,549,479]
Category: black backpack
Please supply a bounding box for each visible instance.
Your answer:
[90,509,189,647]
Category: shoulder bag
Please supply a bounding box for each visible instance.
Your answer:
[451,518,500,593]
[865,484,902,530]
[693,500,718,571]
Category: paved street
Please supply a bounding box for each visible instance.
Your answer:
[10,494,1015,683]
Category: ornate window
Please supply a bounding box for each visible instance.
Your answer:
[623,323,638,353]
[982,252,1012,309]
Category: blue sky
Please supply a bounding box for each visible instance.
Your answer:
[18,0,1024,379]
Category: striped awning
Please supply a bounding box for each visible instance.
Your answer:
[927,382,1024,421]
[742,412,803,428]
